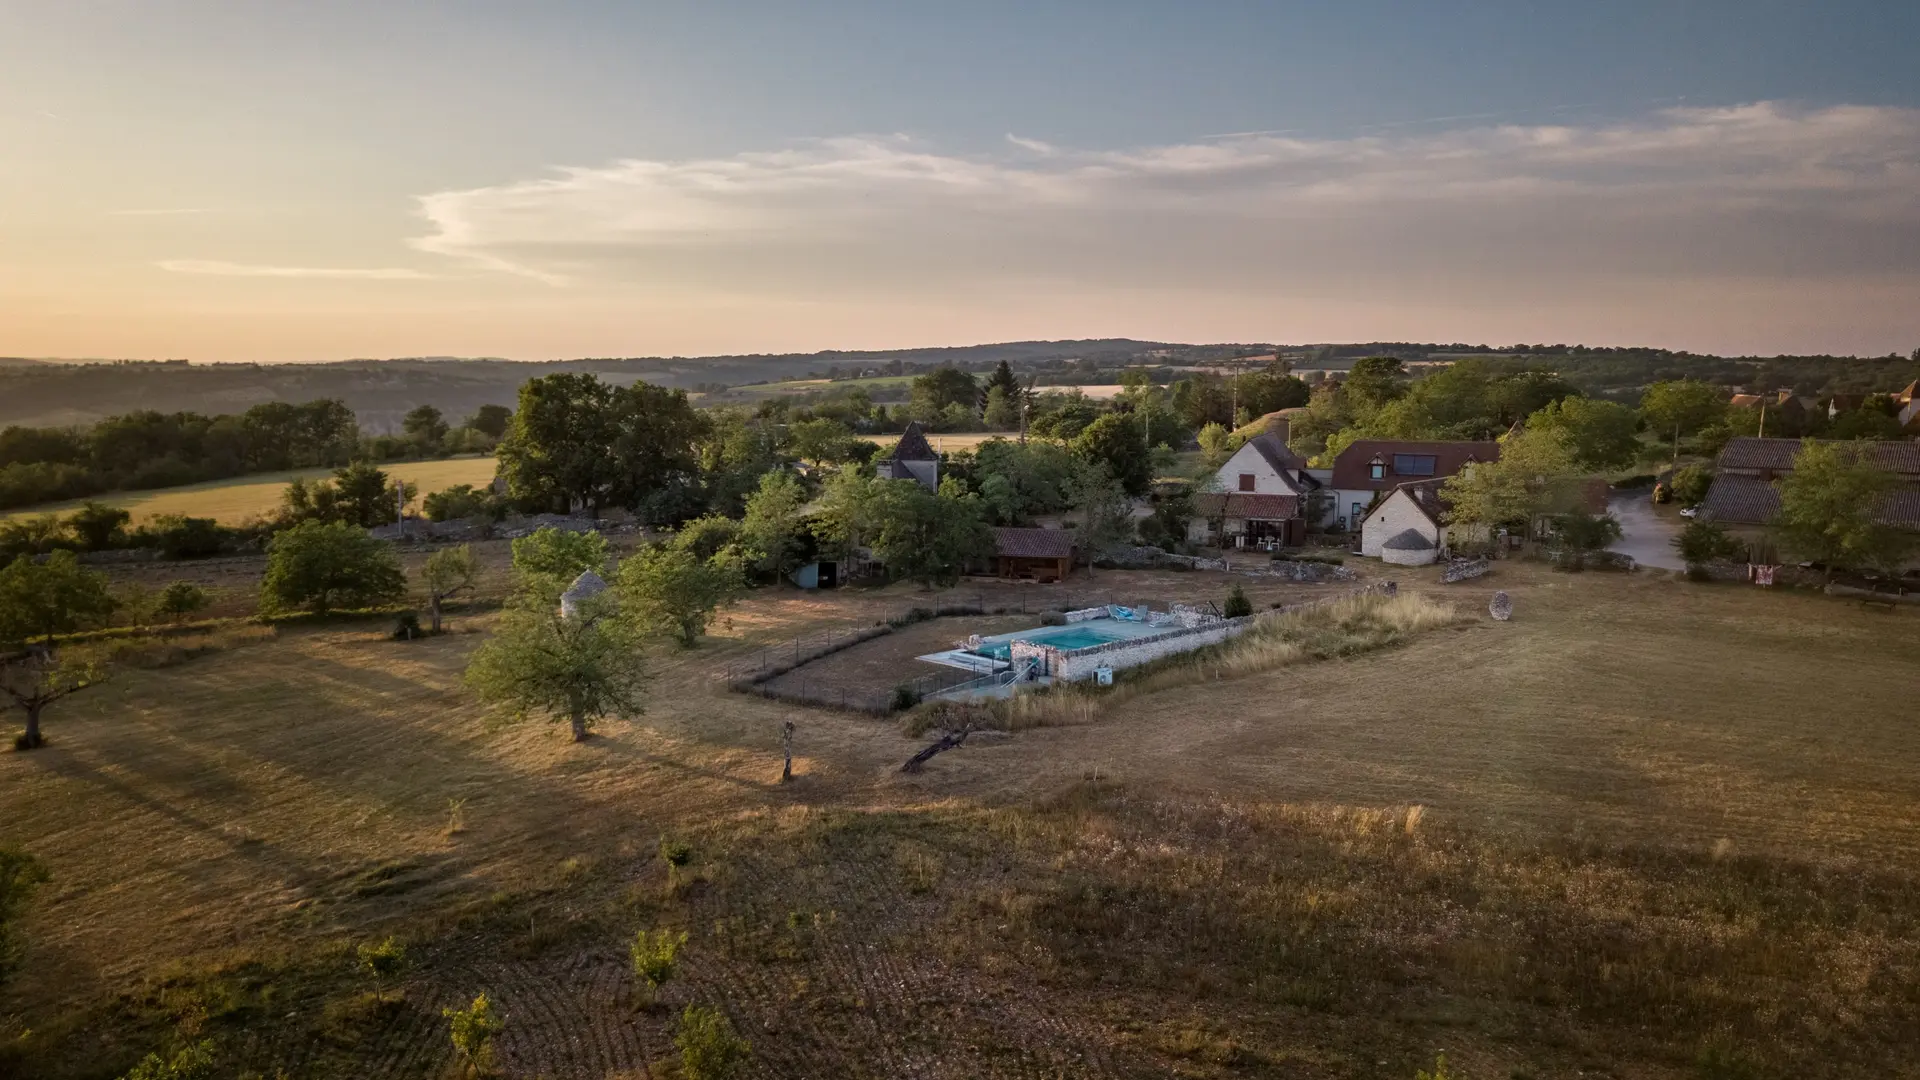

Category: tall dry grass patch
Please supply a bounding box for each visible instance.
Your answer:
[970,591,1467,730]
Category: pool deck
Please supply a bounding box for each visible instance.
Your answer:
[915,615,1168,672]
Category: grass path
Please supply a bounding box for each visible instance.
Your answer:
[1,456,498,524]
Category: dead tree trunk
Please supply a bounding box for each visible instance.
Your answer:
[901,725,970,773]
[780,720,795,783]
[429,594,444,635]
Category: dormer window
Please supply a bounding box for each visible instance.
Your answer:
[1368,457,1385,480]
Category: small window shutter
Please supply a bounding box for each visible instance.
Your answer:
[1239,473,1256,491]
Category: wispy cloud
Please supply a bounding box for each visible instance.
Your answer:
[405,102,1920,302]
[158,259,434,280]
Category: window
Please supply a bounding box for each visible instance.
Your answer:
[1393,454,1438,476]
[1368,459,1385,480]
[1238,473,1256,492]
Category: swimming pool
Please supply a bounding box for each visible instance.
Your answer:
[969,623,1130,660]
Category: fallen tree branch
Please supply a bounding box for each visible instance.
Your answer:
[901,724,971,773]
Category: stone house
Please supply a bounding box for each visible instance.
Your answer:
[1359,479,1451,565]
[1186,418,1320,547]
[1322,439,1499,532]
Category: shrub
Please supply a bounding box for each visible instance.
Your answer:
[658,839,693,867]
[1671,464,1713,506]
[66,502,131,551]
[0,514,68,558]
[1223,585,1253,619]
[357,936,407,980]
[1413,1053,1457,1080]
[133,515,232,559]
[118,1039,215,1080]
[259,520,406,616]
[1674,520,1743,568]
[676,1004,750,1080]
[630,928,687,1005]
[1,846,51,985]
[156,581,211,622]
[390,611,423,640]
[443,994,503,1076]
[890,685,922,712]
[422,483,504,523]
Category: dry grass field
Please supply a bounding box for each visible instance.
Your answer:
[1,457,499,525]
[2,562,1918,1078]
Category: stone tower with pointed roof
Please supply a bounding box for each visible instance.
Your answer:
[877,421,940,491]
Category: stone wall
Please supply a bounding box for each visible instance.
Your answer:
[1062,606,1108,624]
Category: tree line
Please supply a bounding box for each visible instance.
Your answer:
[0,399,511,511]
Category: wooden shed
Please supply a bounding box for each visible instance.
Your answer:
[991,527,1077,582]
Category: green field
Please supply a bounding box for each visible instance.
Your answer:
[1,456,498,525]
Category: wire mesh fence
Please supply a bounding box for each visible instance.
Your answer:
[717,586,1135,713]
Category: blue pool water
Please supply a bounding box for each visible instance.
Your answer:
[971,625,1120,660]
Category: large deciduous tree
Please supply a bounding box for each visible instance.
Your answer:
[259,521,407,616]
[1071,413,1153,497]
[1773,441,1914,577]
[0,551,115,750]
[509,526,609,600]
[1640,380,1726,441]
[1527,397,1641,473]
[616,544,745,647]
[866,476,995,589]
[465,588,650,741]
[496,374,707,520]
[1441,428,1581,540]
[739,471,810,582]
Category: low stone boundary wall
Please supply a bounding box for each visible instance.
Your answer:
[1441,557,1491,583]
[1062,606,1108,624]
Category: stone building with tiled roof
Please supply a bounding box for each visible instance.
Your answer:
[877,421,940,491]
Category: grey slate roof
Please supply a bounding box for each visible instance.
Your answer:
[1700,472,1920,528]
[993,527,1078,558]
[1382,528,1436,551]
[1716,437,1920,476]
[886,421,938,462]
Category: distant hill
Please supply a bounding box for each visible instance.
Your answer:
[0,341,1189,430]
[5,340,1910,429]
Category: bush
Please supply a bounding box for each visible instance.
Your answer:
[1223,585,1253,618]
[133,515,233,559]
[630,928,687,1005]
[1674,520,1743,568]
[156,581,211,622]
[658,838,693,867]
[117,1040,215,1080]
[890,685,923,712]
[390,611,423,640]
[1671,464,1713,506]
[260,520,406,616]
[357,936,407,979]
[443,994,503,1076]
[422,483,504,523]
[66,502,130,551]
[0,514,68,558]
[676,1004,750,1080]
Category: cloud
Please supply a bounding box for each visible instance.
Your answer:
[157,259,435,280]
[406,102,1920,299]
[1005,133,1057,154]
[113,208,220,217]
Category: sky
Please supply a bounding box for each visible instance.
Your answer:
[3,0,1918,362]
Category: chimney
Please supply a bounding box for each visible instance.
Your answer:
[1264,415,1291,447]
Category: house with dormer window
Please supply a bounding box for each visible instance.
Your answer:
[1322,439,1501,532]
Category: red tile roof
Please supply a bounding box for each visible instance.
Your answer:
[993,527,1078,559]
[1329,439,1500,491]
[1191,493,1300,520]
